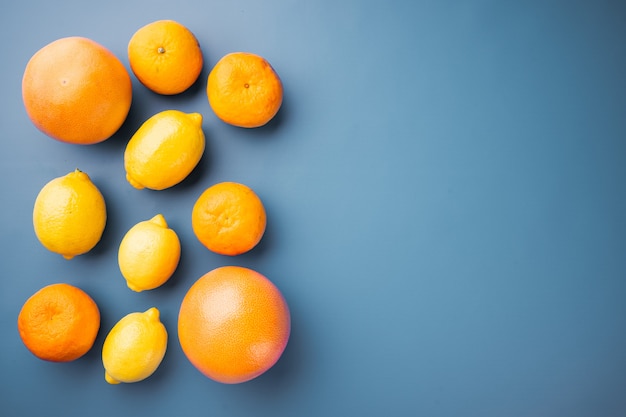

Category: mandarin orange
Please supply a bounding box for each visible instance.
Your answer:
[128,20,203,95]
[191,181,267,256]
[17,283,100,362]
[207,52,283,128]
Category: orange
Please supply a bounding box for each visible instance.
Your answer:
[22,36,132,145]
[191,181,266,256]
[128,20,203,95]
[207,52,283,128]
[178,266,290,384]
[17,283,100,362]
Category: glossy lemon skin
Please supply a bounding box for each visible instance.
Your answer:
[102,307,168,384]
[118,214,181,292]
[124,110,205,190]
[32,169,107,260]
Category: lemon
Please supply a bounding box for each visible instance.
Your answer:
[32,169,107,260]
[118,214,181,292]
[102,307,168,384]
[124,110,205,190]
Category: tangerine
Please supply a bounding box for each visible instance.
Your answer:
[22,36,132,145]
[128,20,203,95]
[17,283,100,362]
[178,266,290,384]
[191,182,266,256]
[207,52,283,128]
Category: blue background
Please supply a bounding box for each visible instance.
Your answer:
[1,1,626,416]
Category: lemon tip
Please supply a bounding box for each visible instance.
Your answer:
[188,112,203,125]
[145,307,160,321]
[126,281,144,292]
[149,213,168,228]
[105,371,121,385]
[126,173,145,189]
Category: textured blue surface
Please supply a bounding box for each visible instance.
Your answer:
[1,1,626,416]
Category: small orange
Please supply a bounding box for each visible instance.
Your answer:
[128,20,203,95]
[17,283,100,362]
[22,36,132,145]
[178,266,290,384]
[191,181,267,256]
[207,52,283,128]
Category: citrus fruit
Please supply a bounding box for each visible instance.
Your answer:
[33,169,107,260]
[191,181,266,256]
[102,307,168,384]
[178,266,290,384]
[128,19,203,95]
[124,110,205,190]
[22,36,132,145]
[17,283,100,362]
[207,52,283,128]
[118,214,181,292]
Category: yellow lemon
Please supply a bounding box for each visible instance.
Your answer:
[32,169,106,260]
[124,110,205,190]
[102,307,167,384]
[118,214,181,292]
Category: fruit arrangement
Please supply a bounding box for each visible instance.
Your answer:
[17,20,290,385]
